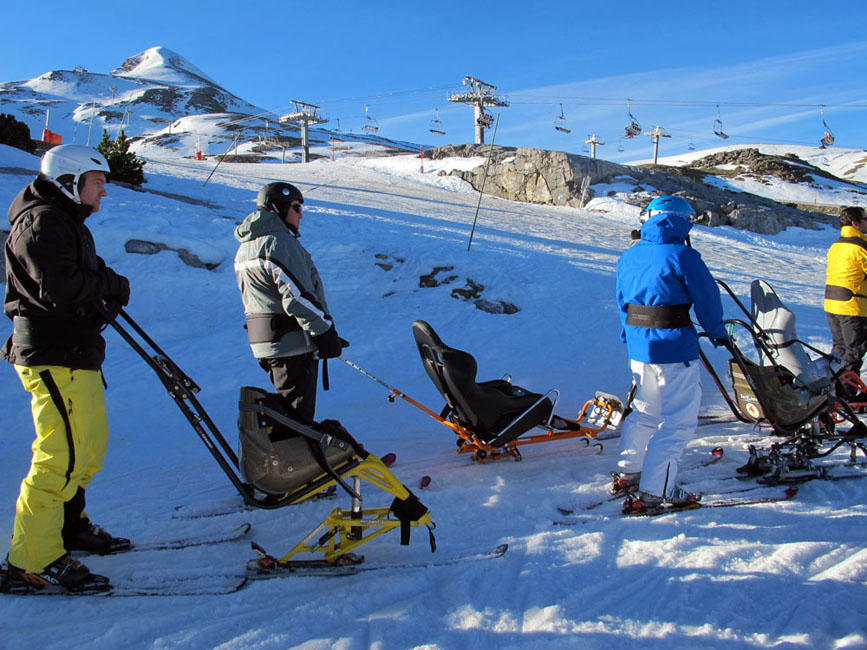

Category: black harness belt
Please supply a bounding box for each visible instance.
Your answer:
[824,284,867,302]
[626,303,691,329]
[12,315,98,347]
[245,313,302,344]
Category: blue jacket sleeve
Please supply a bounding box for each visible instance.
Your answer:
[681,249,727,339]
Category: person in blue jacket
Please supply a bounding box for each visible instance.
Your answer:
[614,196,728,512]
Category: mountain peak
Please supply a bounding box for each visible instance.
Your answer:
[113,46,219,87]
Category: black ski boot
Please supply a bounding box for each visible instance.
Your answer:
[64,523,132,555]
[2,553,110,594]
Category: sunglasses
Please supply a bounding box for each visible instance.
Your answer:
[290,203,303,213]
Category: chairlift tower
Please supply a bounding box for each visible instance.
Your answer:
[584,134,605,159]
[447,76,509,144]
[643,125,671,165]
[279,100,329,163]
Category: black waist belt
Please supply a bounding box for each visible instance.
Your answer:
[245,313,302,344]
[626,303,691,329]
[12,315,98,347]
[825,284,867,301]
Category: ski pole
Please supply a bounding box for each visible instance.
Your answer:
[338,357,445,420]
[467,113,500,252]
[202,134,239,186]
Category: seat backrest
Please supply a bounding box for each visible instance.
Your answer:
[413,320,485,430]
[412,320,454,408]
[750,279,830,391]
[411,320,549,440]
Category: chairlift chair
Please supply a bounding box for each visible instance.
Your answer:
[713,105,729,140]
[688,138,695,151]
[429,108,445,135]
[624,99,641,138]
[617,139,624,153]
[362,105,379,133]
[554,104,571,134]
[819,106,835,149]
[476,109,494,128]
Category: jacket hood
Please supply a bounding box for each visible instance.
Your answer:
[640,212,693,244]
[8,176,92,226]
[234,209,297,243]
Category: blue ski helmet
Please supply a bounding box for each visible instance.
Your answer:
[645,195,694,219]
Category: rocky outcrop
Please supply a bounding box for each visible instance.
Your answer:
[125,239,218,270]
[437,145,838,235]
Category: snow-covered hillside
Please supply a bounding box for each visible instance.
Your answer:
[0,46,421,163]
[0,142,865,649]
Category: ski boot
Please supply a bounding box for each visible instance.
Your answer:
[64,523,131,555]
[623,486,701,515]
[1,553,110,594]
[609,470,641,495]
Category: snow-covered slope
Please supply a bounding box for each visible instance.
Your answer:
[0,143,865,649]
[0,46,422,164]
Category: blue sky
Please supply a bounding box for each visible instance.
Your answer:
[2,0,866,161]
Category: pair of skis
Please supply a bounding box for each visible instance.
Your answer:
[553,486,799,525]
[0,523,254,597]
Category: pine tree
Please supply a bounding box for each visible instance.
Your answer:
[0,113,35,153]
[97,130,145,186]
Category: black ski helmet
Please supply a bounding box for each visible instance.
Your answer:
[257,182,303,218]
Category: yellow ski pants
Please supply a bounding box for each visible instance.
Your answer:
[8,365,109,572]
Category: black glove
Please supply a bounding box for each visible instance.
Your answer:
[312,326,342,359]
[103,299,124,321]
[105,271,130,306]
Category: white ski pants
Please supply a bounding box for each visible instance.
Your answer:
[617,359,701,498]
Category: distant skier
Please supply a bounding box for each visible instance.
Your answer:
[2,145,131,593]
[824,206,867,400]
[234,182,345,424]
[614,196,728,513]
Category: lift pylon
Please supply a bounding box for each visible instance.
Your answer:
[447,76,510,144]
[279,100,329,163]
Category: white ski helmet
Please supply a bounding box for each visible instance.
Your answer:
[40,144,110,204]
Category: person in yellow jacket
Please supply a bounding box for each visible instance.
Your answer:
[824,206,867,398]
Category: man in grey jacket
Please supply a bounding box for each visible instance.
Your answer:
[234,182,343,424]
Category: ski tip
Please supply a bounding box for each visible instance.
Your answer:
[381,452,397,467]
[419,475,431,489]
[556,506,574,515]
[784,486,799,498]
[493,543,508,556]
[711,446,724,456]
[237,523,253,535]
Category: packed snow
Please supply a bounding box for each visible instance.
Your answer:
[0,143,865,649]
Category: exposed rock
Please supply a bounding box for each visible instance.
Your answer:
[450,279,485,301]
[419,266,458,288]
[474,299,520,315]
[436,145,841,235]
[416,265,520,314]
[125,239,218,270]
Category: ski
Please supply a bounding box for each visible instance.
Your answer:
[120,523,252,553]
[556,447,724,515]
[173,486,338,519]
[697,413,740,426]
[0,572,248,597]
[552,486,798,525]
[246,543,509,579]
